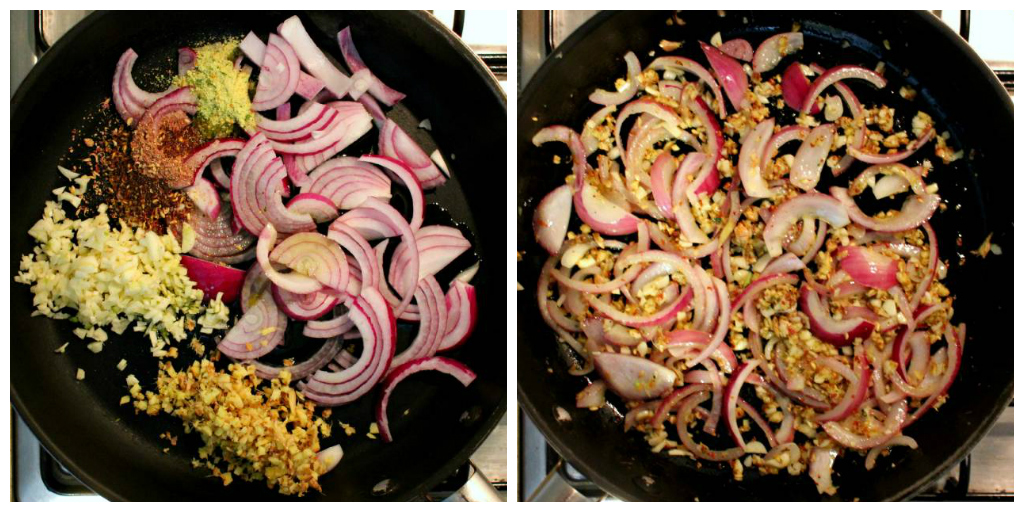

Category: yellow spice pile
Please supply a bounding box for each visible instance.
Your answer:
[132,359,331,496]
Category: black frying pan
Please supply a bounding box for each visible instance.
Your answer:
[517,10,1012,501]
[12,10,505,501]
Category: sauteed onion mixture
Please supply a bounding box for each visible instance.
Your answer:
[532,27,965,494]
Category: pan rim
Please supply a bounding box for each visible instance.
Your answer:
[516,9,1013,501]
[12,9,506,502]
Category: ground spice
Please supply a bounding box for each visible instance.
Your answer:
[75,101,192,234]
[173,40,256,139]
[131,110,206,188]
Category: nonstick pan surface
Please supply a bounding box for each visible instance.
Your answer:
[517,10,1012,501]
[12,10,506,501]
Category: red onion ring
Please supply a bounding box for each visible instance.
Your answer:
[831,186,940,233]
[700,41,750,112]
[753,32,804,74]
[589,51,642,106]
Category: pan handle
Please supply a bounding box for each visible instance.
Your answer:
[527,461,593,502]
[448,462,505,502]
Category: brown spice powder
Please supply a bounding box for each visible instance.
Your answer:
[76,101,193,234]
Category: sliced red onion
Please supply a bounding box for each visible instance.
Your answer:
[815,354,871,422]
[737,118,776,198]
[230,134,275,234]
[589,51,641,106]
[676,391,745,461]
[257,224,323,294]
[730,273,800,318]
[249,151,316,234]
[532,125,590,186]
[613,97,683,158]
[723,360,761,448]
[848,128,936,164]
[302,287,396,405]
[185,201,256,262]
[240,31,323,100]
[184,177,220,220]
[112,48,174,121]
[576,380,608,409]
[301,156,391,209]
[585,285,690,328]
[270,102,372,155]
[389,225,470,296]
[850,163,927,198]
[720,38,754,61]
[831,186,940,233]
[823,400,907,449]
[138,86,197,123]
[256,102,336,141]
[314,444,344,475]
[240,262,271,313]
[439,280,476,351]
[762,253,806,275]
[180,255,245,303]
[269,231,350,293]
[390,276,448,370]
[786,219,817,256]
[278,15,352,97]
[903,324,964,427]
[801,65,886,114]
[682,97,724,203]
[252,34,300,111]
[790,123,836,191]
[376,356,475,442]
[326,222,382,294]
[178,47,196,75]
[657,80,683,102]
[670,152,706,206]
[809,447,839,496]
[648,56,727,118]
[337,26,406,106]
[216,289,287,359]
[649,384,711,428]
[685,277,730,368]
[764,125,810,165]
[763,192,850,256]
[800,285,874,347]
[379,119,446,189]
[252,338,342,380]
[701,41,750,112]
[303,309,353,339]
[838,246,898,290]
[358,93,387,128]
[359,154,425,230]
[336,198,417,313]
[574,179,640,236]
[649,151,676,219]
[909,223,939,310]
[533,184,573,255]
[286,193,338,223]
[209,158,231,189]
[753,32,804,74]
[581,104,618,155]
[781,62,820,113]
[271,285,338,321]
[865,435,918,470]
[592,352,676,401]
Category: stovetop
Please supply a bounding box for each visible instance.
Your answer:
[10,9,507,502]
[517,9,1013,502]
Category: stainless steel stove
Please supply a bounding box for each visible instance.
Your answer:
[517,9,1013,502]
[10,9,507,502]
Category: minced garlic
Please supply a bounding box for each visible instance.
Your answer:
[15,199,229,357]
